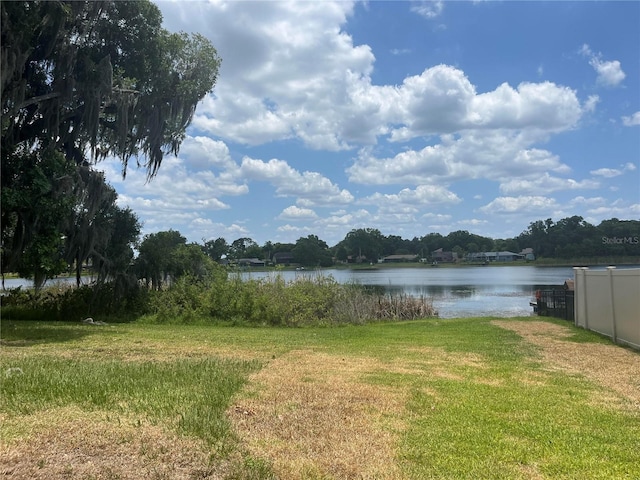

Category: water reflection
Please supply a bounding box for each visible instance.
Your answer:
[243,266,577,318]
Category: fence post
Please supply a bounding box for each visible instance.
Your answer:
[607,266,617,344]
[573,267,580,326]
[581,267,589,330]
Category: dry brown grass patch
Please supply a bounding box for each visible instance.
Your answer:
[0,407,226,480]
[227,345,503,478]
[229,350,406,480]
[493,320,640,409]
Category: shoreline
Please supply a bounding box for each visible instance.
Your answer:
[233,257,640,272]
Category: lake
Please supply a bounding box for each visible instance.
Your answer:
[242,265,578,318]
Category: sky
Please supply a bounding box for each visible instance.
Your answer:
[101,0,640,247]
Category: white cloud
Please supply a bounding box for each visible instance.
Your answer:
[590,168,622,178]
[99,136,251,241]
[569,196,607,207]
[163,1,380,150]
[458,218,488,226]
[277,224,313,235]
[362,185,462,209]
[179,136,235,170]
[348,131,568,186]
[587,202,640,218]
[479,196,559,214]
[191,220,250,242]
[582,95,600,113]
[622,112,640,126]
[499,173,599,195]
[278,206,318,220]
[160,3,588,152]
[422,212,452,221]
[240,157,354,206]
[591,59,626,87]
[411,1,444,19]
[468,81,584,132]
[590,163,637,178]
[103,3,637,245]
[580,44,626,87]
[381,66,585,142]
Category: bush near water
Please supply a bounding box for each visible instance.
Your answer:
[1,272,437,325]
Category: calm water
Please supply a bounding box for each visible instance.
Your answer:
[243,265,577,318]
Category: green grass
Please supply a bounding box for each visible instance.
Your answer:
[2,356,259,451]
[394,357,638,479]
[1,317,638,479]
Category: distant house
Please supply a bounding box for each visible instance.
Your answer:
[520,248,535,261]
[466,251,524,262]
[272,252,295,265]
[238,258,265,267]
[496,251,524,261]
[346,255,368,264]
[381,254,419,263]
[432,248,458,263]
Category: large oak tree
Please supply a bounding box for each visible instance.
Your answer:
[1,1,220,285]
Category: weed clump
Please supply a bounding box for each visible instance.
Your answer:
[142,272,437,325]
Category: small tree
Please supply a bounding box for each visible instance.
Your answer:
[135,230,186,289]
[1,148,75,290]
[293,235,333,267]
[202,237,228,262]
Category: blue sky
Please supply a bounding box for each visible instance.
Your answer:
[101,1,640,247]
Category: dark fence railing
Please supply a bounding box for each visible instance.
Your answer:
[535,289,574,321]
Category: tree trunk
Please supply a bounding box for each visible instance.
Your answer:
[33,269,47,292]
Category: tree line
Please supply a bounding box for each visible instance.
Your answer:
[189,216,639,269]
[126,216,640,291]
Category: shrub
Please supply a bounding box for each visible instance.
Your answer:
[1,278,149,322]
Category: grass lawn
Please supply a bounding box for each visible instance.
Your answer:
[1,317,638,479]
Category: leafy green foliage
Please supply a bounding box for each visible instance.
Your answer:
[1,0,220,177]
[135,230,186,289]
[62,167,141,286]
[1,148,76,289]
[518,216,640,259]
[292,234,333,267]
[137,272,437,326]
[1,147,139,289]
[1,282,149,322]
[202,237,229,262]
[1,1,218,289]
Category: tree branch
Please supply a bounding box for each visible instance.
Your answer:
[17,91,61,110]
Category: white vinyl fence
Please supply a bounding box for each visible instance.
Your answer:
[573,267,640,349]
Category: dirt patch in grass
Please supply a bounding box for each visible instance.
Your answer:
[0,407,225,480]
[229,350,406,479]
[492,320,640,409]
